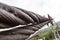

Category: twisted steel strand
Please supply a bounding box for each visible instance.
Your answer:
[0,3,53,40]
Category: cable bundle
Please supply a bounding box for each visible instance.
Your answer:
[0,3,53,40]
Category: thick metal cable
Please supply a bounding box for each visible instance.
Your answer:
[0,3,53,40]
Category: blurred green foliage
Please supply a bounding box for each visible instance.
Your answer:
[30,22,60,40]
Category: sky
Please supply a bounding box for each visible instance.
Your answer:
[0,0,60,29]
